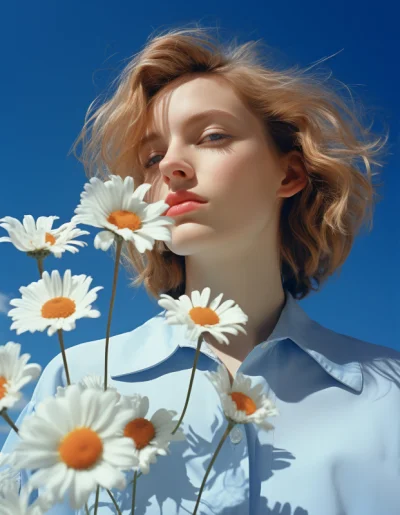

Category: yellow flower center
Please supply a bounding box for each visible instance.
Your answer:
[189,307,220,326]
[41,297,76,319]
[107,210,142,231]
[45,233,56,245]
[0,377,8,400]
[124,418,155,450]
[58,427,103,469]
[230,392,257,415]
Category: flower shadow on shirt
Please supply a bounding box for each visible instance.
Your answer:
[106,345,314,513]
[259,499,308,515]
[108,423,227,515]
[104,413,249,514]
[108,444,194,514]
[88,435,308,515]
[248,442,308,513]
[184,416,249,513]
[183,416,308,515]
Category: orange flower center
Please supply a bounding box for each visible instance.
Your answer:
[124,418,155,450]
[41,297,76,319]
[0,377,8,400]
[107,210,142,231]
[58,427,103,470]
[230,392,257,415]
[45,233,56,245]
[189,307,220,326]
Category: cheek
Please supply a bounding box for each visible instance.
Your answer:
[209,142,278,204]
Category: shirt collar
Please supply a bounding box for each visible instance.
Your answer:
[259,291,363,393]
[111,291,363,393]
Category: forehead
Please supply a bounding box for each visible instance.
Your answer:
[144,74,250,133]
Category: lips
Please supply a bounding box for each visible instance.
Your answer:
[165,191,207,208]
[163,191,207,216]
[164,201,207,217]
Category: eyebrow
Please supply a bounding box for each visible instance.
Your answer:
[138,108,240,148]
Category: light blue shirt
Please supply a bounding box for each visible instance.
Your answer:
[2,291,400,514]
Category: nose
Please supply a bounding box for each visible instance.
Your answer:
[162,170,191,189]
[160,148,195,187]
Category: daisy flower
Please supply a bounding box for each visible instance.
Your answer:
[72,174,175,253]
[120,394,185,475]
[55,374,119,398]
[0,482,53,515]
[0,452,53,514]
[0,470,14,494]
[0,470,15,496]
[0,452,16,494]
[206,364,279,430]
[11,385,139,510]
[0,342,41,412]
[158,287,248,345]
[0,215,89,258]
[8,269,103,337]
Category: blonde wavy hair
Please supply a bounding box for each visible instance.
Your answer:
[72,25,388,301]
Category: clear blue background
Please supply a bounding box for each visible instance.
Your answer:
[0,1,398,444]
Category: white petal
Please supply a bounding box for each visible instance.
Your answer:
[94,230,115,251]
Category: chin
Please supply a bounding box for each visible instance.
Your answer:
[164,223,216,256]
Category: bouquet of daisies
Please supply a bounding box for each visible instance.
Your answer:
[0,175,279,514]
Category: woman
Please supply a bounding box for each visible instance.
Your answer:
[2,26,399,514]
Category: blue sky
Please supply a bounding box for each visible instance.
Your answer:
[0,1,398,444]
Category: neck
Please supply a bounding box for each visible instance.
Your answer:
[184,240,286,363]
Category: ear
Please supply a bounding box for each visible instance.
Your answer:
[276,151,308,199]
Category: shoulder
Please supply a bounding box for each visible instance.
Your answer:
[309,314,400,362]
[351,334,400,391]
[311,319,400,392]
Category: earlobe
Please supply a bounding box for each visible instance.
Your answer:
[277,174,308,199]
[276,152,308,199]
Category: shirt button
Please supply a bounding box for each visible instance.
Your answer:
[229,426,243,444]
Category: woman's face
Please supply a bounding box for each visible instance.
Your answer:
[138,74,290,259]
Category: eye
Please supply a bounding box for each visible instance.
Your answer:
[143,132,231,169]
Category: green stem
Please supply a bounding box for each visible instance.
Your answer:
[0,409,19,434]
[104,237,123,391]
[93,486,100,514]
[37,257,44,277]
[171,334,202,435]
[84,503,90,515]
[57,329,71,385]
[193,421,235,515]
[131,470,138,515]
[129,471,142,486]
[106,489,122,514]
